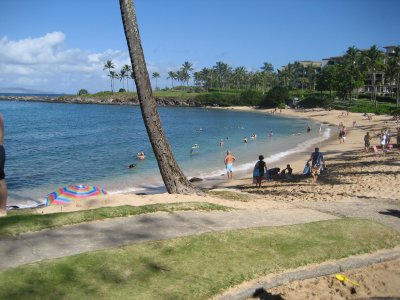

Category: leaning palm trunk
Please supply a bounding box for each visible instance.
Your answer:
[119,0,197,194]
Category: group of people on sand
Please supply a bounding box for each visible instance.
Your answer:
[364,129,397,155]
[224,148,325,188]
[252,157,295,188]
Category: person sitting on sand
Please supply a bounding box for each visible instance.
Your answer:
[280,164,293,179]
[307,147,325,183]
[266,167,280,179]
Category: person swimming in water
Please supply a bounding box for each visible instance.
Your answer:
[128,164,136,169]
[137,152,145,160]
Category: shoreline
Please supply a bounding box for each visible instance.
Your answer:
[35,106,400,214]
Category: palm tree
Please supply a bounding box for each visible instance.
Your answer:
[316,64,337,100]
[213,61,231,89]
[362,45,384,107]
[167,71,177,88]
[103,60,115,92]
[293,61,305,90]
[122,64,132,92]
[343,46,361,102]
[180,61,193,88]
[305,64,317,90]
[199,68,212,91]
[152,72,160,90]
[233,66,247,89]
[118,69,127,90]
[108,71,117,92]
[279,63,295,89]
[260,62,274,92]
[119,0,197,194]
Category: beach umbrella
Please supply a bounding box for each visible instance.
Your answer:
[46,184,107,206]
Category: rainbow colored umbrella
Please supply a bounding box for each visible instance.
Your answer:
[46,184,107,206]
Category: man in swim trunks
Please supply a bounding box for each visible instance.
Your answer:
[224,150,236,180]
[0,114,7,217]
[307,147,325,183]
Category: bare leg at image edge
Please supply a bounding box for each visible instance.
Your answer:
[0,114,7,217]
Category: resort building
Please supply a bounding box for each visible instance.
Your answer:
[304,45,398,95]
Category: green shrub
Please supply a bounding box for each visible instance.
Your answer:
[194,92,240,107]
[77,89,88,96]
[260,86,289,108]
[118,88,126,93]
[239,90,263,106]
[297,96,332,109]
[349,103,394,115]
[390,107,400,116]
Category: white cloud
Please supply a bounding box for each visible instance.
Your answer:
[0,32,131,93]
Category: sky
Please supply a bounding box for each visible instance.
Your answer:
[0,0,399,94]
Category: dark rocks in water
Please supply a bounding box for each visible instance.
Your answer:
[189,177,203,182]
[136,193,147,195]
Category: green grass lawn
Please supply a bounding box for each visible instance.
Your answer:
[0,202,229,236]
[0,218,399,299]
[153,90,199,99]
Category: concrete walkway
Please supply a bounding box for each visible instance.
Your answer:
[0,208,337,270]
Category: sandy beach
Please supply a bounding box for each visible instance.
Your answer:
[34,107,400,298]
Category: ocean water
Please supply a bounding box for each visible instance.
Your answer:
[1,100,330,208]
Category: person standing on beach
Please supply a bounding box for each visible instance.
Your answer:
[0,114,7,217]
[224,150,236,180]
[364,132,371,153]
[253,155,267,188]
[307,147,324,183]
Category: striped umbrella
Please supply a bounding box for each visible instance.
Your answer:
[46,184,107,206]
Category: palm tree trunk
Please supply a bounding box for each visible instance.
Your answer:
[119,0,198,194]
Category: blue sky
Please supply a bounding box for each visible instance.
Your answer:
[0,0,399,94]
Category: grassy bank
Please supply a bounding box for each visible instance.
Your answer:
[0,202,229,236]
[0,218,399,299]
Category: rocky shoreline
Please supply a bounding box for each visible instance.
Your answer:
[0,94,197,107]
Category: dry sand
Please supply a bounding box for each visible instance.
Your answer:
[265,258,400,300]
[34,107,400,298]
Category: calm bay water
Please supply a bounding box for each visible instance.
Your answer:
[1,100,330,208]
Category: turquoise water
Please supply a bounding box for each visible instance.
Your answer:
[1,100,330,208]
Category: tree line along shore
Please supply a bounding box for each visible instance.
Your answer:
[1,88,400,116]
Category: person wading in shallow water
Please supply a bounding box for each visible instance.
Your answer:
[0,114,7,217]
